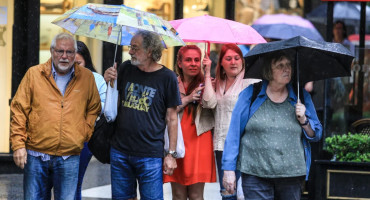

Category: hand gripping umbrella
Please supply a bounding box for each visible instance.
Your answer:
[244,36,354,100]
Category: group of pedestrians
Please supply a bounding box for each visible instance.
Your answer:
[10,29,322,200]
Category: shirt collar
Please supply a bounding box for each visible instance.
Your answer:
[51,62,75,79]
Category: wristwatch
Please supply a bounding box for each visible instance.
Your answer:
[300,118,309,126]
[167,150,178,158]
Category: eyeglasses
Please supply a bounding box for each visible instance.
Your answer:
[53,48,75,57]
[128,45,141,52]
[273,63,291,70]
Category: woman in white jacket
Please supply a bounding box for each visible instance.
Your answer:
[202,44,259,200]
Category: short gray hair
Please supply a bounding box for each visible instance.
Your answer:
[135,30,163,62]
[50,33,77,50]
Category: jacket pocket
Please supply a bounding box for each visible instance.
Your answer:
[27,111,40,141]
[78,120,89,142]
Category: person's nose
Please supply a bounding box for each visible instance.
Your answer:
[129,49,134,55]
[61,51,68,59]
[230,59,236,64]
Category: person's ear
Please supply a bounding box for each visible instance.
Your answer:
[146,49,152,58]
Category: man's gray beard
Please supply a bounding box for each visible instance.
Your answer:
[131,59,140,66]
[57,64,71,73]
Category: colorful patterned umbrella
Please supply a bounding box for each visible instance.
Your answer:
[52,3,185,48]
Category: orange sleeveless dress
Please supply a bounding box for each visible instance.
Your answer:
[163,107,216,185]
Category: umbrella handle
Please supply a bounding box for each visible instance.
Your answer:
[207,41,210,57]
[110,26,122,88]
[296,50,300,103]
[295,51,303,118]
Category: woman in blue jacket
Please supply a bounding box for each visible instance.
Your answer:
[222,50,322,200]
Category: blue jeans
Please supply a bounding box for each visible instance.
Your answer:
[241,173,304,200]
[75,142,93,200]
[110,147,163,200]
[24,154,80,200]
[215,151,240,200]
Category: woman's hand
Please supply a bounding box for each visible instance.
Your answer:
[184,85,205,105]
[104,63,117,83]
[202,54,212,77]
[295,100,306,123]
[223,170,236,194]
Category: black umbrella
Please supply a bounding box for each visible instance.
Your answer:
[244,36,354,99]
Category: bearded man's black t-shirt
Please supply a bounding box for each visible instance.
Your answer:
[111,61,181,158]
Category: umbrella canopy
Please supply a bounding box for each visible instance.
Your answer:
[52,3,185,48]
[244,36,354,85]
[252,14,324,41]
[169,15,266,45]
[307,2,370,26]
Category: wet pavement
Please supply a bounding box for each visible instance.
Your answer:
[0,157,222,200]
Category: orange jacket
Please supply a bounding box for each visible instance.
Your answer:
[10,59,102,156]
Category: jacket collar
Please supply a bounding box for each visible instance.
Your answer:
[41,58,80,78]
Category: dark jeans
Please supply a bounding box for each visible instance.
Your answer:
[241,173,304,200]
[24,154,80,200]
[110,147,163,200]
[215,150,240,200]
[75,142,93,200]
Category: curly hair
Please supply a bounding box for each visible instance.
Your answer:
[135,30,164,62]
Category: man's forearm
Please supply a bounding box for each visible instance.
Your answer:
[167,117,178,151]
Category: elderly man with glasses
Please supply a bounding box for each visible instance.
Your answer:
[10,32,101,200]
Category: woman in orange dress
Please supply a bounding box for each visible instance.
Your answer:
[163,45,216,200]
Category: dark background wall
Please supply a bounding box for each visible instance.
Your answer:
[11,0,40,97]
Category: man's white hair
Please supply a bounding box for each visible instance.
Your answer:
[50,33,77,50]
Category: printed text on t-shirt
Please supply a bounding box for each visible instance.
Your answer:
[122,82,157,112]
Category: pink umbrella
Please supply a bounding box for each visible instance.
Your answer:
[170,15,266,54]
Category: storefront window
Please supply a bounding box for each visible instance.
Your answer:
[39,0,104,73]
[235,0,304,25]
[0,0,13,153]
[40,0,73,63]
[183,0,210,18]
[326,46,370,136]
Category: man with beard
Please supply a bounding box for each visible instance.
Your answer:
[10,33,101,199]
[104,30,181,200]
